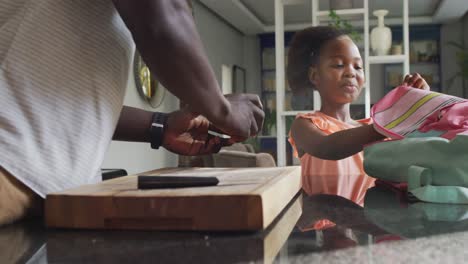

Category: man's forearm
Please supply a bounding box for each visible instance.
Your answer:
[112,0,230,125]
[112,106,153,142]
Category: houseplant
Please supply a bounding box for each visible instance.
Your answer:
[328,9,361,42]
[263,108,277,136]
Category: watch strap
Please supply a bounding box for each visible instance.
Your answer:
[150,112,168,149]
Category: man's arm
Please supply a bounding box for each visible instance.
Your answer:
[113,106,232,156]
[112,106,152,143]
[112,0,229,127]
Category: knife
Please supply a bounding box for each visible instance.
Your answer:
[137,175,219,189]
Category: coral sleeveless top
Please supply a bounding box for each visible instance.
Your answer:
[289,112,375,206]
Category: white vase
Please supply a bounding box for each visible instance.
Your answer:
[370,9,392,56]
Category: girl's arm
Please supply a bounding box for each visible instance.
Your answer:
[291,118,385,160]
[290,73,428,161]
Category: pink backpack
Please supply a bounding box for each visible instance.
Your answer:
[371,86,468,139]
[365,86,468,204]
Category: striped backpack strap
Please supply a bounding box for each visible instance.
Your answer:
[371,86,467,139]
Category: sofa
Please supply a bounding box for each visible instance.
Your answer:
[178,143,276,168]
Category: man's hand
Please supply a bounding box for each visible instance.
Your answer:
[210,94,265,142]
[162,108,232,156]
[403,73,430,90]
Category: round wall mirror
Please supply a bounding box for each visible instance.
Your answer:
[133,51,165,108]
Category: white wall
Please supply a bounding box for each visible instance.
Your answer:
[194,1,261,95]
[193,1,244,87]
[102,1,255,175]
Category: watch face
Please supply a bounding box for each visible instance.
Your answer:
[133,50,165,108]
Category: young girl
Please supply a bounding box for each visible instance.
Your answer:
[287,26,429,205]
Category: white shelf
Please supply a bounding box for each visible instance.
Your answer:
[317,8,365,17]
[282,0,307,5]
[281,110,314,116]
[368,55,406,64]
[272,0,409,166]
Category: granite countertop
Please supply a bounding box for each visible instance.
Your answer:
[3,186,468,263]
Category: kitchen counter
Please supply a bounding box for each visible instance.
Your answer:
[3,185,468,263]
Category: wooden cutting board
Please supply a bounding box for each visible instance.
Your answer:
[45,167,301,231]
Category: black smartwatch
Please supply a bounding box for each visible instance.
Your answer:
[149,112,168,149]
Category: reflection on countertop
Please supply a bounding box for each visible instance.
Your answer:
[0,219,46,264]
[3,186,468,263]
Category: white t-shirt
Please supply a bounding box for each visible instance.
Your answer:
[0,0,135,197]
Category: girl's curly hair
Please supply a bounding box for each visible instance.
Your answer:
[287,26,347,92]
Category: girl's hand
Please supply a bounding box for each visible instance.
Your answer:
[402,73,430,90]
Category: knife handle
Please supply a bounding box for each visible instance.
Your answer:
[137,175,219,189]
